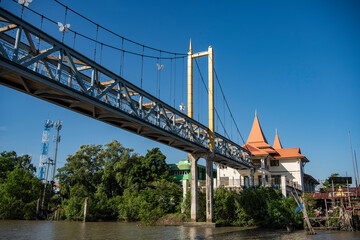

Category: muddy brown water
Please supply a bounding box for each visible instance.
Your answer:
[0,220,359,240]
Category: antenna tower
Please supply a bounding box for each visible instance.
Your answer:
[51,120,62,182]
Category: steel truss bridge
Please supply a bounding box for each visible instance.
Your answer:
[0,7,252,170]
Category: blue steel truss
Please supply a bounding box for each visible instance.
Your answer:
[0,7,252,169]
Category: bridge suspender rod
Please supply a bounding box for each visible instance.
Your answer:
[174,54,176,108]
[140,46,144,88]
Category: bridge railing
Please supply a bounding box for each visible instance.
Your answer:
[0,7,252,168]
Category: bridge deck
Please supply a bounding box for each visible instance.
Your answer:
[0,7,252,170]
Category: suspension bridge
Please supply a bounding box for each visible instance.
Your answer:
[0,0,254,223]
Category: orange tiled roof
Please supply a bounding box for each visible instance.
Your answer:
[243,143,270,156]
[247,112,268,144]
[273,129,283,149]
[244,112,309,162]
[273,148,308,161]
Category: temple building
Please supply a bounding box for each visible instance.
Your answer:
[217,112,319,197]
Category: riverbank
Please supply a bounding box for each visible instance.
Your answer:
[1,220,359,240]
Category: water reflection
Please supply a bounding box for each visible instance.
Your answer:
[0,221,359,240]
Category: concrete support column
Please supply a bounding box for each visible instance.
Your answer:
[182,179,189,213]
[188,153,199,222]
[250,168,254,187]
[261,158,266,186]
[216,164,220,188]
[206,155,214,222]
[240,175,244,187]
[281,175,287,198]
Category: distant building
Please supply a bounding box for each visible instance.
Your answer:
[303,173,320,192]
[217,112,319,197]
[168,159,217,185]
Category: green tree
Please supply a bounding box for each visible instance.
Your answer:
[0,152,42,220]
[57,140,180,222]
[214,187,240,225]
[0,151,36,183]
[57,144,104,199]
[322,173,347,191]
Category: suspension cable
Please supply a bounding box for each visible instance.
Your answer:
[214,68,246,144]
[194,59,230,139]
[10,0,186,60]
[93,24,99,61]
[119,37,124,76]
[52,0,186,56]
[36,15,44,51]
[182,57,184,104]
[61,7,68,43]
[158,51,162,98]
[140,45,144,88]
[73,32,77,49]
[99,43,103,80]
[156,57,159,97]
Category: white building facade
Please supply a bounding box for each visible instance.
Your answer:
[217,113,318,197]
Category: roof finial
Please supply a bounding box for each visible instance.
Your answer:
[273,128,283,149]
[189,38,193,54]
[255,109,257,117]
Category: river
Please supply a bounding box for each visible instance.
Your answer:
[0,221,359,240]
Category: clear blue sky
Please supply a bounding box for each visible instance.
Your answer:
[0,0,359,184]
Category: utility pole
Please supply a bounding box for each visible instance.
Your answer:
[348,131,358,193]
[355,150,359,190]
[51,120,62,182]
[42,158,53,209]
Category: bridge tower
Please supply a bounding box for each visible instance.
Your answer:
[187,40,215,223]
[38,120,54,181]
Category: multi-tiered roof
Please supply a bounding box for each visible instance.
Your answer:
[243,112,308,162]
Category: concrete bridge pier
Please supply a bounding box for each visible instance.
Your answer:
[250,168,255,187]
[205,154,214,222]
[188,153,200,222]
[188,152,214,223]
[261,157,266,186]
